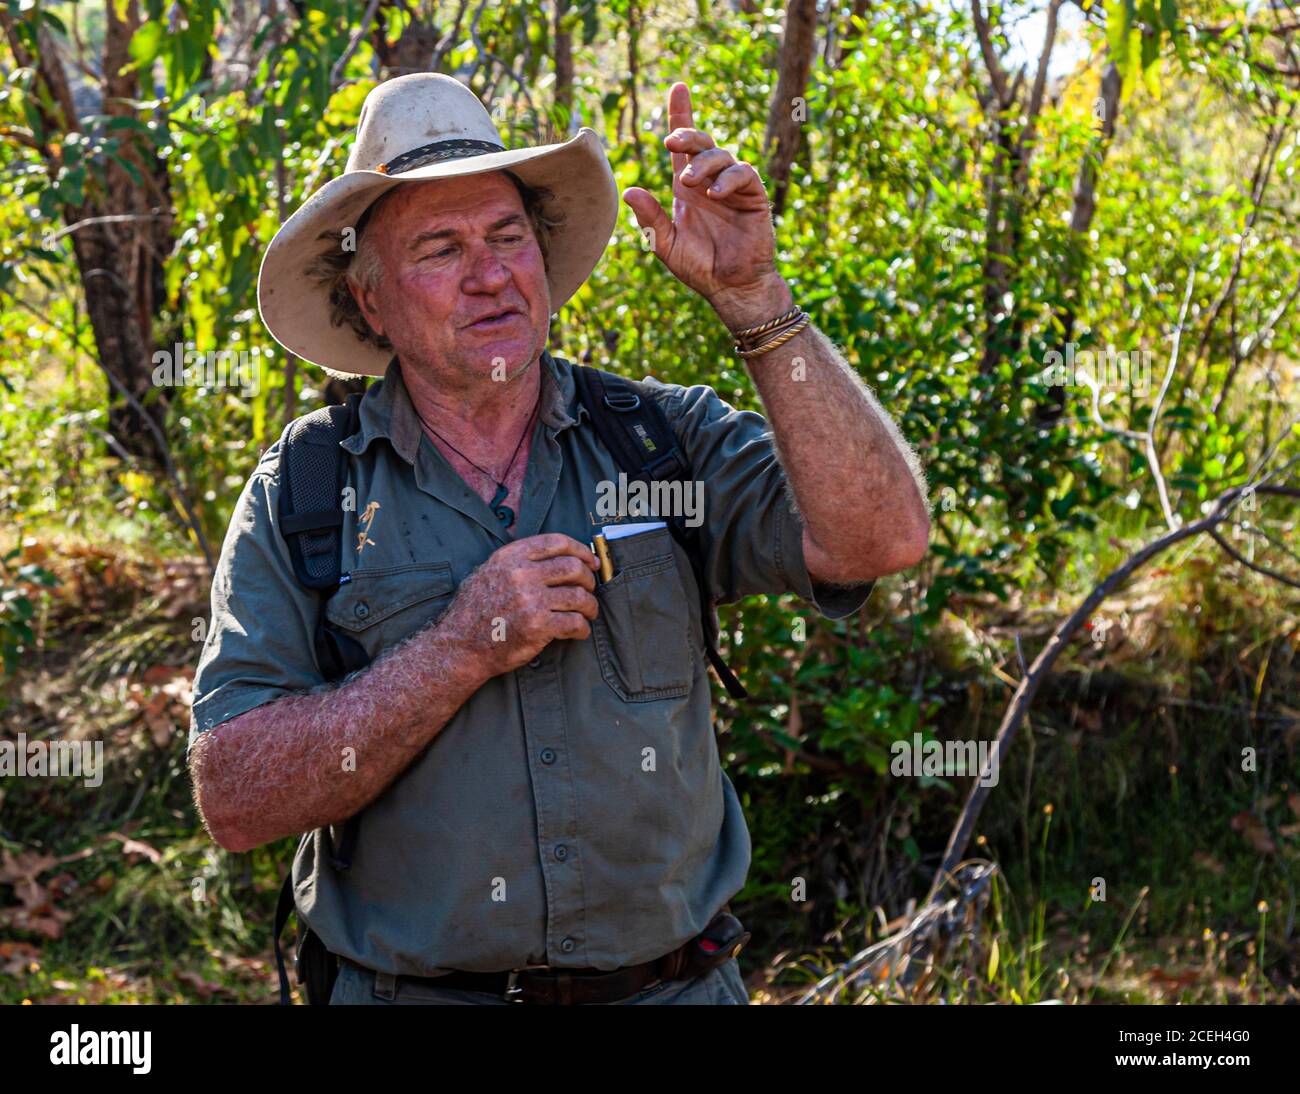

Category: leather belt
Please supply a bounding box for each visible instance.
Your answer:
[343,907,749,1005]
[346,947,683,1005]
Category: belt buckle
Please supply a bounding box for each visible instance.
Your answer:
[504,970,523,1004]
[504,964,550,1004]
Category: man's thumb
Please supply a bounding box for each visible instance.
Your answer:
[621,187,671,257]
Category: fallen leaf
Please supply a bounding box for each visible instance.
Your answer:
[1231,811,1276,854]
[1192,851,1225,875]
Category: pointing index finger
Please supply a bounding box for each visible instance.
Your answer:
[667,81,694,179]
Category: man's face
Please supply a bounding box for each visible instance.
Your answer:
[351,171,550,389]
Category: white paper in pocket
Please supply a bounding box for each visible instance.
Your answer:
[600,521,668,541]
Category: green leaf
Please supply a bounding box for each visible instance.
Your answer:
[39,9,67,36]
[59,164,85,205]
[128,21,165,68]
[108,150,143,187]
[1139,0,1161,74]
[1106,0,1132,72]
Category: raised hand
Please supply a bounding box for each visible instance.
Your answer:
[622,82,792,332]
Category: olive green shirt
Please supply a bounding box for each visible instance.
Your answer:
[189,350,872,975]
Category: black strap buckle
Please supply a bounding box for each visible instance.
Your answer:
[645,450,687,480]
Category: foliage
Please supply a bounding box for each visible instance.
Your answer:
[0,0,1297,1000]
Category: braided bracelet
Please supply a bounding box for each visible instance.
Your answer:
[730,305,804,344]
[734,312,811,358]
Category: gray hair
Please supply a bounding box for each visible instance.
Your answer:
[306,169,565,351]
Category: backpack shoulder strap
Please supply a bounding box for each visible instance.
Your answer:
[272,393,370,1002]
[275,391,369,865]
[571,366,691,484]
[572,365,747,701]
[276,392,364,591]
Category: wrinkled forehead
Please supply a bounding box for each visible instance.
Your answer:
[359,171,524,242]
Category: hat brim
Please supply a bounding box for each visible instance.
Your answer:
[257,127,618,380]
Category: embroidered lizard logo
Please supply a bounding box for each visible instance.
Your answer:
[357,500,380,555]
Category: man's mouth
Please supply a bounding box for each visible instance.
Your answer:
[467,308,521,330]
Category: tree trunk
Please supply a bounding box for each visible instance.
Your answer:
[1036,61,1122,422]
[764,0,818,218]
[372,4,438,77]
[2,3,174,469]
[627,1,642,164]
[554,0,574,134]
[977,117,1024,375]
[836,0,873,67]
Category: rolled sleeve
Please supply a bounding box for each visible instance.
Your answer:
[644,378,874,619]
[774,496,875,619]
[188,447,326,755]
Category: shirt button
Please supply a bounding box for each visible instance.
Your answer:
[354,601,370,620]
[528,656,542,669]
[560,938,576,954]
[540,748,556,765]
[554,844,568,861]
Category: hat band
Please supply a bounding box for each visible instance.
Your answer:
[377,138,507,176]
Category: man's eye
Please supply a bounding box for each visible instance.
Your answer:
[495,235,524,244]
[422,248,455,260]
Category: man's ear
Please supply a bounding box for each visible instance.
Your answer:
[349,275,386,339]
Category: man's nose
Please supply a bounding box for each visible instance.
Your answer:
[462,242,512,294]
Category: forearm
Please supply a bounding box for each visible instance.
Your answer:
[190,622,487,853]
[709,279,930,581]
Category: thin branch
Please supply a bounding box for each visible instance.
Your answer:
[1084,368,1144,441]
[42,212,173,245]
[1212,264,1300,414]
[97,363,214,573]
[0,124,43,151]
[929,480,1260,896]
[1146,267,1197,532]
[1195,102,1296,368]
[1015,0,1062,164]
[1230,519,1300,569]
[431,0,471,72]
[1245,413,1300,488]
[970,0,1010,105]
[1254,484,1300,500]
[330,0,382,87]
[1210,529,1300,589]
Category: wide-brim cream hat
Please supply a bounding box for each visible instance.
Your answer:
[257,73,618,379]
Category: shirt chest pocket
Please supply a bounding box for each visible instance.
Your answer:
[326,561,457,658]
[590,528,696,702]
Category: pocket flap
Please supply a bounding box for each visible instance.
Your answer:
[326,562,455,632]
[605,525,675,572]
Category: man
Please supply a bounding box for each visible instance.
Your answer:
[188,73,929,1005]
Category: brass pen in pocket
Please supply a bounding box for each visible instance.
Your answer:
[591,534,614,583]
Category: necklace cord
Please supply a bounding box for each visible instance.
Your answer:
[417,397,539,492]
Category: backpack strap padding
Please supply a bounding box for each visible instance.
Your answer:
[277,393,363,591]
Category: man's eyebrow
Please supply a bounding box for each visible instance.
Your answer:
[407,213,527,249]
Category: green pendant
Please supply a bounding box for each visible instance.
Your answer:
[490,483,515,528]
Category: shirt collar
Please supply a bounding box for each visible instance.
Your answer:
[340,349,585,464]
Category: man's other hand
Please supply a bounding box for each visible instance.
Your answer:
[439,533,601,680]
